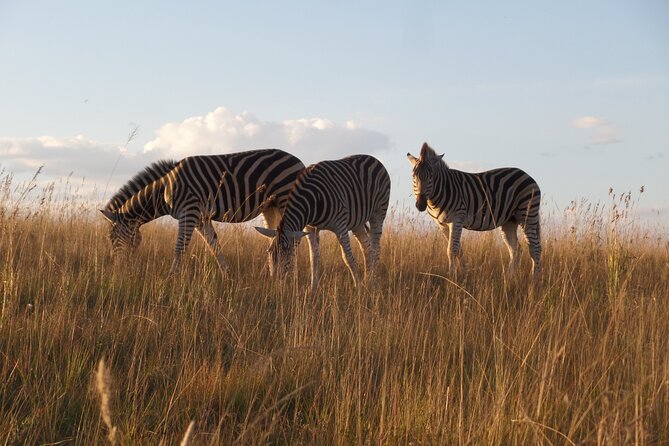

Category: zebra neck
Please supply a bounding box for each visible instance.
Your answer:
[280,210,309,234]
[430,164,453,209]
[280,195,314,233]
[116,180,168,223]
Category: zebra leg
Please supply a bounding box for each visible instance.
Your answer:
[196,220,228,275]
[351,225,371,281]
[367,218,384,282]
[500,221,520,275]
[169,213,199,276]
[306,227,320,291]
[438,222,451,245]
[448,222,466,274]
[336,230,359,288]
[521,221,542,276]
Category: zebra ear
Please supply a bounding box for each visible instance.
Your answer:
[254,227,277,238]
[99,209,117,223]
[428,153,445,167]
[406,153,418,166]
[420,142,433,159]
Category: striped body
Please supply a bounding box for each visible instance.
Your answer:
[408,143,541,275]
[101,149,305,275]
[256,155,391,289]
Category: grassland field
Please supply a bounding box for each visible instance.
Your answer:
[1,179,668,445]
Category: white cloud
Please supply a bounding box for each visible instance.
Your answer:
[0,135,154,203]
[572,116,604,129]
[0,106,394,202]
[143,106,391,165]
[572,115,621,145]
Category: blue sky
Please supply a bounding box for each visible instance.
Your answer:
[1,1,667,225]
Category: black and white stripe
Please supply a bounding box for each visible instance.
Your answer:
[101,149,305,275]
[255,154,391,289]
[407,143,541,276]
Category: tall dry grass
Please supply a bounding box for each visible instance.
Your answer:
[1,174,668,444]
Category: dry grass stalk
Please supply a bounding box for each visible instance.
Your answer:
[179,421,195,446]
[95,359,118,445]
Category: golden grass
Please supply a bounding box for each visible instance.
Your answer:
[1,179,668,444]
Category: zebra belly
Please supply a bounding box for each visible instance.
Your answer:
[463,222,501,231]
[463,210,507,231]
[205,185,267,223]
[213,207,262,224]
[309,212,370,233]
[429,205,500,231]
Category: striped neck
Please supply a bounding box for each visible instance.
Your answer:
[429,162,453,209]
[115,179,169,224]
[279,184,317,234]
[106,159,177,211]
[105,159,177,224]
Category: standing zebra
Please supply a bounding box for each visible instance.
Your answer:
[255,155,391,290]
[407,143,541,276]
[100,149,305,275]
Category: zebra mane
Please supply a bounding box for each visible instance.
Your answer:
[276,164,317,232]
[105,159,178,210]
[286,164,317,196]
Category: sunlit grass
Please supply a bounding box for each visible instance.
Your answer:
[1,174,668,444]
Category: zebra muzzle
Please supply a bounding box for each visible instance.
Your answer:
[416,195,427,212]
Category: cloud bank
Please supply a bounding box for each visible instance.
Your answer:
[0,107,394,201]
[0,135,137,182]
[144,107,391,165]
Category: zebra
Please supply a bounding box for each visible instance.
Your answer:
[254,154,391,290]
[100,149,305,275]
[407,142,541,276]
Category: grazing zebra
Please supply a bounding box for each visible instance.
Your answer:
[100,149,305,275]
[407,142,541,276]
[255,155,391,290]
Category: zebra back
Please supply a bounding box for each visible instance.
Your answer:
[163,149,305,223]
[280,154,391,233]
[432,162,540,231]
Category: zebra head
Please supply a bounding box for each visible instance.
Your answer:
[99,209,142,258]
[407,142,444,212]
[254,227,308,278]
